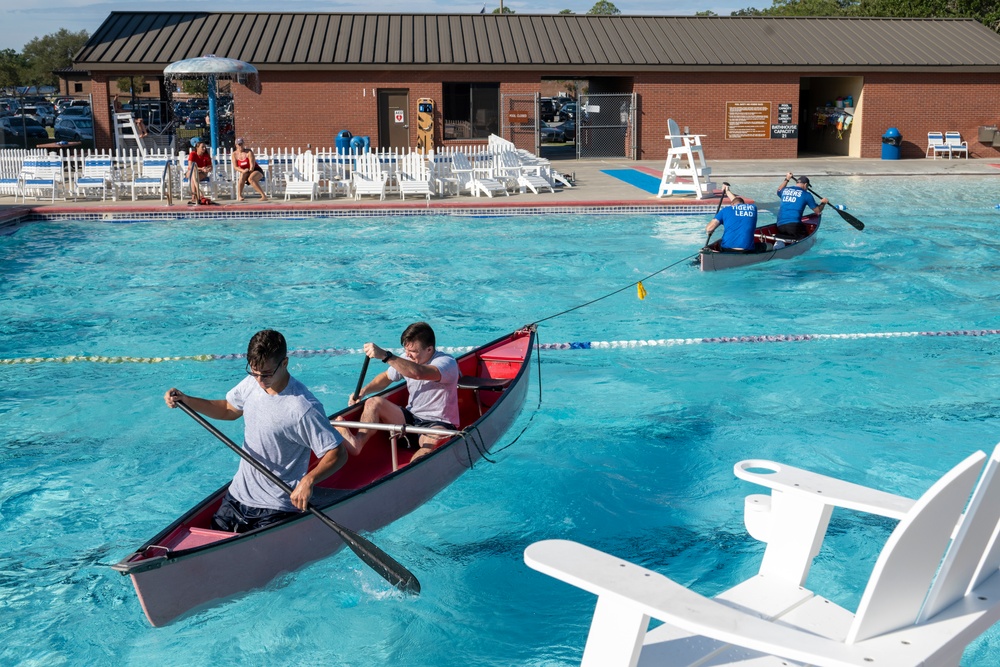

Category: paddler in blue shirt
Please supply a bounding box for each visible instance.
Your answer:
[776,172,827,238]
[706,184,757,251]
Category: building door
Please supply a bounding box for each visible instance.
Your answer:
[378,90,410,150]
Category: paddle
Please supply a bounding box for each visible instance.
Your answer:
[792,177,864,231]
[175,399,421,595]
[703,182,731,248]
[353,355,371,403]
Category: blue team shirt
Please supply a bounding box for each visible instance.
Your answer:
[715,203,758,249]
[776,186,818,226]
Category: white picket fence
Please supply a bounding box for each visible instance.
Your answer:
[0,138,566,202]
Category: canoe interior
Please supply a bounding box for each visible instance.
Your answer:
[701,213,820,271]
[121,329,532,563]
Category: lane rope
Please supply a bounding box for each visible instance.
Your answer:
[2,328,998,366]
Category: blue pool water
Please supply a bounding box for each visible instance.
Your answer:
[2,174,1000,665]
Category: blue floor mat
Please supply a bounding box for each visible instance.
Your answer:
[600,169,661,195]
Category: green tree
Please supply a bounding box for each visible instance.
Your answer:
[116,76,147,96]
[588,0,622,14]
[0,48,27,92]
[182,79,209,96]
[21,28,89,87]
[695,9,719,14]
[559,8,575,13]
[492,6,516,12]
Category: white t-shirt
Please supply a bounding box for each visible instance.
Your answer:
[386,351,460,427]
[225,375,342,511]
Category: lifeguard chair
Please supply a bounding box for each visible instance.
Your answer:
[657,118,716,199]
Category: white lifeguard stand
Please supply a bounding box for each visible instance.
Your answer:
[657,118,716,199]
[113,112,147,155]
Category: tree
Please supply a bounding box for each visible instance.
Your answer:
[0,49,26,92]
[492,6,516,12]
[116,75,147,98]
[587,0,622,14]
[559,8,575,13]
[182,79,209,96]
[21,28,89,87]
[695,9,719,14]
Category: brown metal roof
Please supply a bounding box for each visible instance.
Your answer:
[75,13,1000,72]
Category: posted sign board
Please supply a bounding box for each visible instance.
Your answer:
[726,102,771,139]
[507,111,530,124]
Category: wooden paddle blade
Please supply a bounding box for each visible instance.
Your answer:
[835,207,865,230]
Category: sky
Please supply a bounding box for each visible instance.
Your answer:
[1,0,756,52]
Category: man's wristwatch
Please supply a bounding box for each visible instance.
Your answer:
[381,350,394,363]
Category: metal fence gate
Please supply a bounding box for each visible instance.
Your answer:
[499,92,539,155]
[576,93,637,159]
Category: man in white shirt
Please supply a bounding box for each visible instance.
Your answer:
[336,322,459,462]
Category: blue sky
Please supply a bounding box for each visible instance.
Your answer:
[2,0,759,52]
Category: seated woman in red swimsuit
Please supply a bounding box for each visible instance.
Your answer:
[231,137,268,202]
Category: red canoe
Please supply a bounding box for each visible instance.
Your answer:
[700,213,821,271]
[113,325,536,626]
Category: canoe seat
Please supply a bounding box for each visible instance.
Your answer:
[458,375,511,417]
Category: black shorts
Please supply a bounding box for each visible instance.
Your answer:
[212,491,298,533]
[401,407,456,432]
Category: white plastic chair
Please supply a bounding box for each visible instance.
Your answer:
[20,157,65,203]
[526,444,1000,667]
[396,152,434,201]
[351,152,388,201]
[73,156,116,201]
[927,132,951,159]
[283,151,319,201]
[945,132,969,159]
[129,156,170,201]
[451,151,508,198]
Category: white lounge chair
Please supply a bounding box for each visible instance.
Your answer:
[396,152,434,201]
[73,156,116,201]
[495,150,554,194]
[451,151,508,198]
[318,153,351,198]
[927,131,951,159]
[352,153,388,201]
[526,444,1000,667]
[129,156,170,201]
[428,152,460,196]
[945,131,969,159]
[20,157,64,203]
[657,118,715,199]
[283,151,319,201]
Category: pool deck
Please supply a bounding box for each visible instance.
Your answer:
[1,156,996,221]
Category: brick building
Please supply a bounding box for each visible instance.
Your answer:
[75,12,1000,159]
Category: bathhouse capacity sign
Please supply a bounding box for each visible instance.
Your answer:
[726,102,771,139]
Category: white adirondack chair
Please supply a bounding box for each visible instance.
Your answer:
[20,157,65,202]
[73,156,116,201]
[526,444,1000,667]
[129,156,170,201]
[352,152,388,200]
[396,152,434,201]
[451,151,508,198]
[657,118,716,199]
[318,153,351,198]
[283,150,319,201]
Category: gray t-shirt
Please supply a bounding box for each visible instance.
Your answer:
[226,375,342,511]
[386,351,460,427]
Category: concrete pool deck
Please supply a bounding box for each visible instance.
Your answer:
[0,156,996,221]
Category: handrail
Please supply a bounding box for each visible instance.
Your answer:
[333,420,462,438]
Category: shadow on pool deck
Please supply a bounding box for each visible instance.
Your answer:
[1,157,996,219]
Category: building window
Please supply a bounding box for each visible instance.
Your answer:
[142,83,150,93]
[442,83,499,140]
[74,83,83,93]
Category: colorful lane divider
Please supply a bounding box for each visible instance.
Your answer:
[2,328,998,366]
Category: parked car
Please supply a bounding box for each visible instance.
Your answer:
[0,116,49,146]
[54,116,94,142]
[58,106,92,120]
[21,105,55,127]
[185,109,209,127]
[540,98,560,123]
[540,125,566,143]
[560,102,578,120]
[560,118,577,141]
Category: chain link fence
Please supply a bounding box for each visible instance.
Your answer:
[576,93,636,159]
[499,92,539,155]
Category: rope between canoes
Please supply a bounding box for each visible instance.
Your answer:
[2,328,997,366]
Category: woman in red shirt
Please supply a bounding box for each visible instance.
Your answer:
[187,139,213,205]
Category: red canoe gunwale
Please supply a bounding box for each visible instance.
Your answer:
[112,325,536,626]
[699,213,821,272]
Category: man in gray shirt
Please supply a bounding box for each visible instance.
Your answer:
[164,329,346,533]
[335,322,459,463]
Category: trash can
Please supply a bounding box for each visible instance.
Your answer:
[881,128,902,160]
[335,130,352,153]
[979,125,997,145]
[349,135,369,153]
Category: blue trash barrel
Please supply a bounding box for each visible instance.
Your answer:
[349,135,368,153]
[335,130,352,153]
[881,128,902,160]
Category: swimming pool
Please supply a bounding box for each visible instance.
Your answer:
[2,174,999,665]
